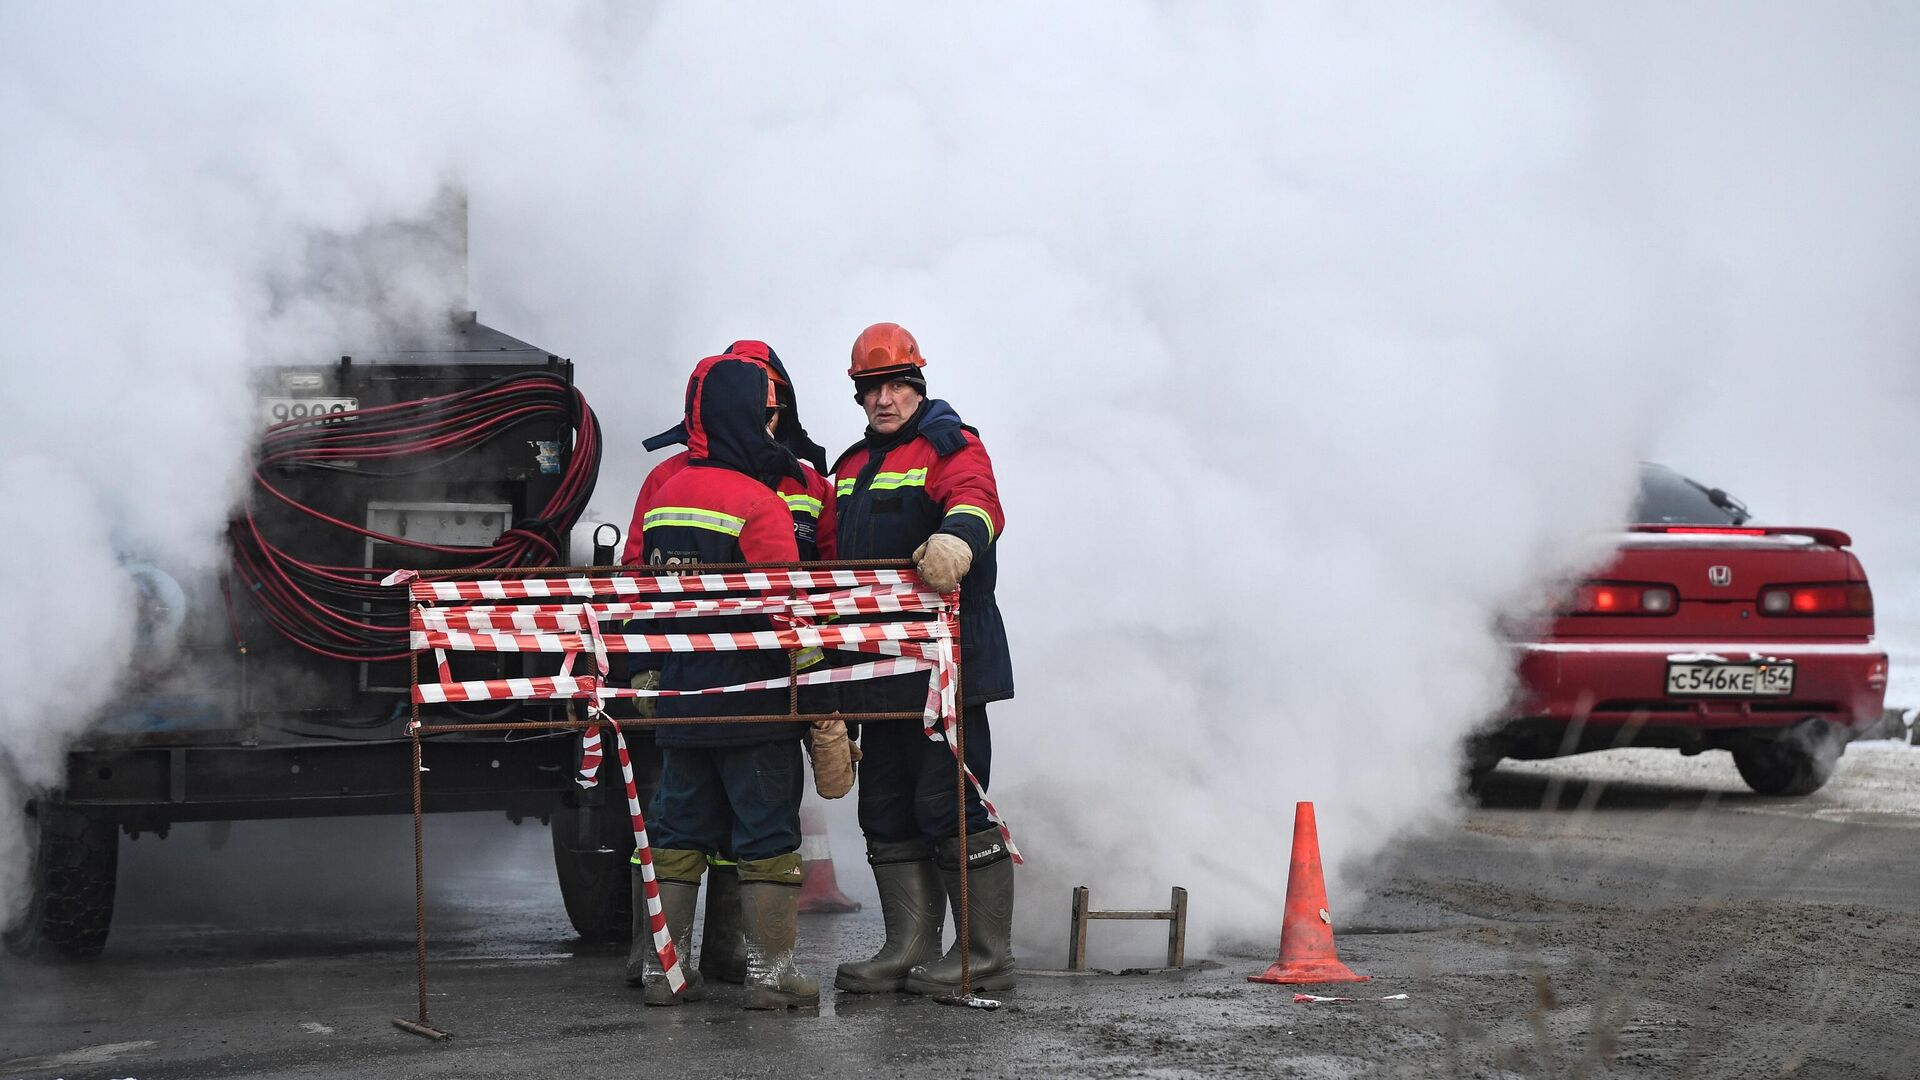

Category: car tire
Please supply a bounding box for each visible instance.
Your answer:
[3,800,119,961]
[1463,757,1501,795]
[1732,720,1842,797]
[550,792,638,943]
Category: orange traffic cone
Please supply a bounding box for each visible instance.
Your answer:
[796,805,861,914]
[1248,801,1370,985]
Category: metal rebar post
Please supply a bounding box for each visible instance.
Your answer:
[953,670,970,999]
[394,648,451,1041]
[953,598,970,999]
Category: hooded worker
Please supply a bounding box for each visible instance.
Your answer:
[622,342,842,991]
[829,323,1017,996]
[622,354,819,1010]
[630,340,835,561]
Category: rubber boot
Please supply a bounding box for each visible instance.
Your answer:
[738,863,820,1010]
[698,860,748,985]
[628,859,707,1005]
[905,829,1016,994]
[834,840,945,993]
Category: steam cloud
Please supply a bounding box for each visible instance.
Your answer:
[3,3,1916,955]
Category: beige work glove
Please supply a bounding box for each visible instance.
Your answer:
[807,718,860,799]
[628,669,659,720]
[912,532,973,594]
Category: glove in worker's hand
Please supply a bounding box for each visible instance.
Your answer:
[629,669,659,720]
[912,533,973,594]
[807,719,859,799]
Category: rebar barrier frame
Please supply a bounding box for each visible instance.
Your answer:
[1066,885,1189,972]
[387,559,979,1039]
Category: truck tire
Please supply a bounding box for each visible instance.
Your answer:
[1732,720,1841,797]
[550,793,637,943]
[3,801,119,961]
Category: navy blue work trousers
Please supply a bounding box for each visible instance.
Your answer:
[857,705,994,846]
[648,739,804,863]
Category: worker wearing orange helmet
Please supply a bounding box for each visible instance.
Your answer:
[830,322,1016,996]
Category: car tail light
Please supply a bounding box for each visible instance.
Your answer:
[1657,526,1769,536]
[1570,582,1677,616]
[1758,582,1873,617]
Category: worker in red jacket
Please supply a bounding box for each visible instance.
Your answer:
[621,341,837,993]
[623,354,818,1010]
[625,340,836,562]
[828,323,1017,996]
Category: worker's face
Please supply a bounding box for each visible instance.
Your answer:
[862,379,922,435]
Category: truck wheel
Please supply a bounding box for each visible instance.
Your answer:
[3,801,119,961]
[1732,720,1841,797]
[550,793,637,943]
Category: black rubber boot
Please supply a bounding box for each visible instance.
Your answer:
[739,878,820,1010]
[834,840,945,993]
[699,861,748,985]
[904,829,1015,994]
[632,877,707,1005]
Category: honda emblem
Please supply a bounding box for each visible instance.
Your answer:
[1708,565,1732,587]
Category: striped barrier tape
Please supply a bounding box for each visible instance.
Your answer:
[384,567,922,602]
[581,712,686,994]
[415,674,602,704]
[413,657,936,704]
[410,586,942,632]
[408,620,949,655]
[392,569,1018,864]
[922,622,1019,862]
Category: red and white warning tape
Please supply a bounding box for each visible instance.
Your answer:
[408,619,949,655]
[415,674,602,704]
[389,569,1019,864]
[412,586,942,633]
[385,568,923,602]
[578,714,686,993]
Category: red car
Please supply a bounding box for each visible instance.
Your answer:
[1479,464,1889,795]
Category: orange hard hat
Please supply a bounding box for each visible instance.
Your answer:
[848,322,926,379]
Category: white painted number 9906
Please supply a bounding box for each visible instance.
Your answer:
[272,402,349,421]
[263,397,357,425]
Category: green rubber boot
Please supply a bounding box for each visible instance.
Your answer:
[904,829,1015,994]
[834,840,945,993]
[738,853,819,1010]
[629,848,707,1005]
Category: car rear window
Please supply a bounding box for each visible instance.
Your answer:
[1633,466,1749,525]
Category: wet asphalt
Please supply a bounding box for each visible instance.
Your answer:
[4,743,1919,1079]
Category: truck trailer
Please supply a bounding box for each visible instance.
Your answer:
[4,312,643,959]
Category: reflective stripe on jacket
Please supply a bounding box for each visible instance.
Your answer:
[632,356,805,747]
[832,398,1013,706]
[624,453,836,563]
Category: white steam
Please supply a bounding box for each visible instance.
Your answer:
[4,3,1916,955]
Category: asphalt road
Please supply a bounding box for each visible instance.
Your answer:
[4,742,1918,1079]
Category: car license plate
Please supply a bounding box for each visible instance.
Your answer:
[262,396,357,425]
[1665,661,1795,697]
